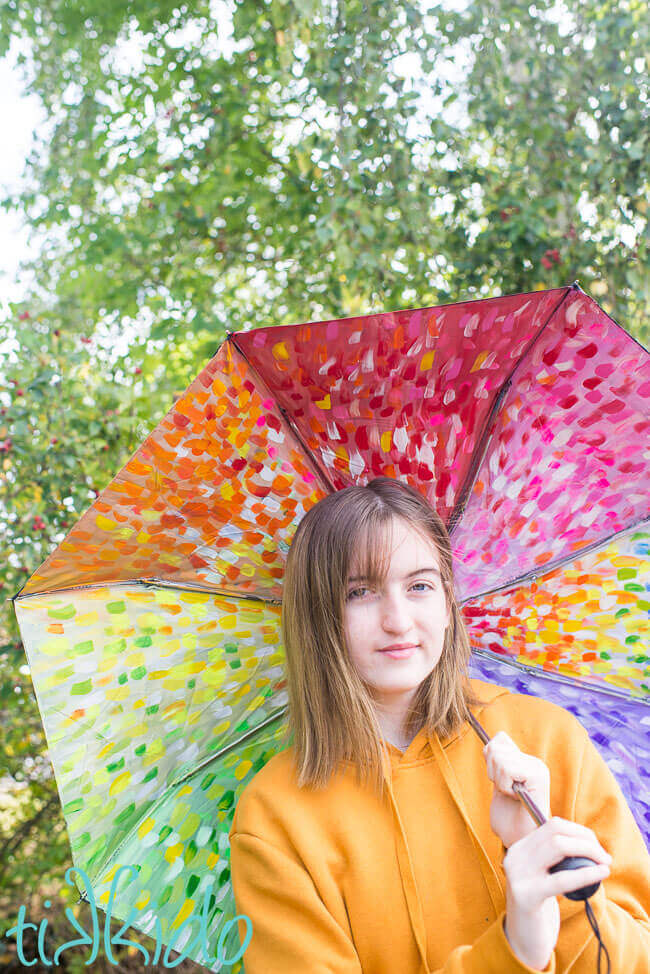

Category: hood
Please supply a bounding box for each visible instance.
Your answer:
[381,679,510,974]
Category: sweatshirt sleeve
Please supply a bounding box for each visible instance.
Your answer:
[430,713,650,974]
[229,829,363,973]
[426,912,556,973]
[551,720,650,972]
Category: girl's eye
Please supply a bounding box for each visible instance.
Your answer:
[411,582,434,592]
[347,587,369,600]
[347,582,435,601]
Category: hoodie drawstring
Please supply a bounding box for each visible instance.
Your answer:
[428,729,505,913]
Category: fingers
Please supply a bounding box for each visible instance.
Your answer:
[504,817,612,889]
[483,733,550,797]
[504,818,613,913]
[541,835,611,871]
[483,731,517,762]
[538,817,612,865]
[508,856,611,911]
[550,860,610,898]
[488,756,547,796]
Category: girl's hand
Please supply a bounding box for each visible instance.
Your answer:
[483,731,551,850]
[503,817,611,970]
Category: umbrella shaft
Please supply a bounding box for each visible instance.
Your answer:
[467,712,547,827]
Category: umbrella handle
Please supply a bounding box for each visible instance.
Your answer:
[467,711,600,901]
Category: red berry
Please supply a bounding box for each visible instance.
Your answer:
[541,256,553,269]
[51,437,58,444]
[550,248,561,262]
[500,210,509,222]
[54,329,61,337]
[19,311,30,320]
[16,389,23,396]
[135,367,142,375]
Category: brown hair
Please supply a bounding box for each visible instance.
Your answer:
[280,476,487,797]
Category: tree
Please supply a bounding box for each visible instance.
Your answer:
[428,0,648,326]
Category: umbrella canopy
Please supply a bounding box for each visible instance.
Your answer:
[13,282,650,971]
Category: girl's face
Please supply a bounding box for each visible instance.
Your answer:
[343,518,450,712]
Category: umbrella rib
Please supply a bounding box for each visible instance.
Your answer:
[227,333,336,496]
[81,705,289,891]
[572,279,650,356]
[140,578,283,603]
[174,705,289,783]
[13,578,283,604]
[471,648,650,707]
[447,285,574,536]
[459,512,650,603]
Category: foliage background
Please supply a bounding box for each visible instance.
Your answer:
[0,0,647,968]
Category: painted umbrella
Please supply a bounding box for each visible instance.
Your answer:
[13,283,650,972]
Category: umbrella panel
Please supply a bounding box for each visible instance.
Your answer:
[79,720,287,973]
[14,586,287,884]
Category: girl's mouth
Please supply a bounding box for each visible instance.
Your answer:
[380,646,417,660]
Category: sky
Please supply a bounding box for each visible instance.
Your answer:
[0,40,46,318]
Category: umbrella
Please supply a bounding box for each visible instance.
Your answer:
[13,282,650,971]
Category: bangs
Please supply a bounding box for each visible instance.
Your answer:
[346,513,446,593]
[347,515,396,589]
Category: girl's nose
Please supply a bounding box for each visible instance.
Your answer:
[381,594,412,631]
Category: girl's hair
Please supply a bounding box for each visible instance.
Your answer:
[280,476,488,796]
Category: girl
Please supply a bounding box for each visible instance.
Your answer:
[229,477,650,972]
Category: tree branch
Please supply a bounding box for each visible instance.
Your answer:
[0,791,61,881]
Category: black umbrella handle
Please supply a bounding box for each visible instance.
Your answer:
[467,712,600,901]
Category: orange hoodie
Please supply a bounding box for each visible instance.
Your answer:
[228,678,650,972]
